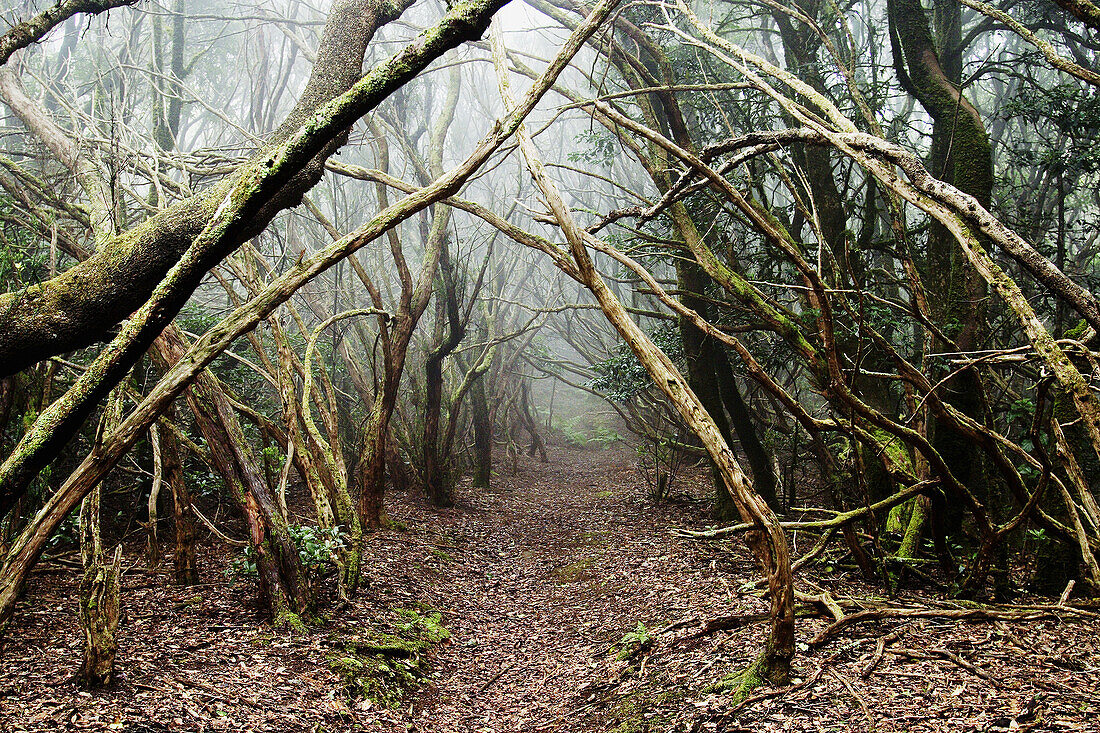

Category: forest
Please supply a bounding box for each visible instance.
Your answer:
[0,0,1098,729]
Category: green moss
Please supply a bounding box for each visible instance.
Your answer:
[706,652,768,704]
[554,557,594,583]
[328,607,450,709]
[250,632,275,646]
[870,428,913,474]
[609,697,647,733]
[274,610,309,635]
[896,495,930,559]
[1064,319,1089,340]
[885,501,912,534]
[607,687,684,733]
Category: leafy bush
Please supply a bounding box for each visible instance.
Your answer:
[289,524,345,574]
[589,323,684,402]
[227,524,345,578]
[560,416,623,449]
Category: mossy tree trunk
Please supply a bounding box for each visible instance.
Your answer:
[469,374,493,488]
[77,536,123,689]
[76,386,125,688]
[889,0,993,568]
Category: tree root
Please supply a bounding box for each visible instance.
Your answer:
[707,651,770,705]
[718,665,826,719]
[810,603,1099,648]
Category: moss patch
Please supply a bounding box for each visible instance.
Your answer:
[706,652,768,704]
[327,607,450,709]
[554,557,594,583]
[606,686,685,733]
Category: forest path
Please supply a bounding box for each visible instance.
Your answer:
[357,443,730,732]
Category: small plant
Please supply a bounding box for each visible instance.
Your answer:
[634,434,688,502]
[615,622,653,660]
[44,511,77,553]
[227,544,258,578]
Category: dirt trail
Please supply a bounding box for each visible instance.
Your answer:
[0,443,733,733]
[359,444,730,732]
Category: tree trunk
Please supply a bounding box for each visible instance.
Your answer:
[470,376,493,488]
[519,384,548,462]
[162,409,199,585]
[145,425,163,568]
[356,407,389,530]
[423,246,464,507]
[890,0,994,555]
[77,542,123,688]
[77,387,124,688]
[423,351,450,506]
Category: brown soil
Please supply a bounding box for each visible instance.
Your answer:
[1,444,1097,732]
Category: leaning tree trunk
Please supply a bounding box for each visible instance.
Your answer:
[192,377,311,623]
[151,326,310,619]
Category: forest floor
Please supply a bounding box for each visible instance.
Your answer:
[1,443,1099,732]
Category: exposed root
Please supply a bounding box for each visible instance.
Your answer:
[810,603,1100,647]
